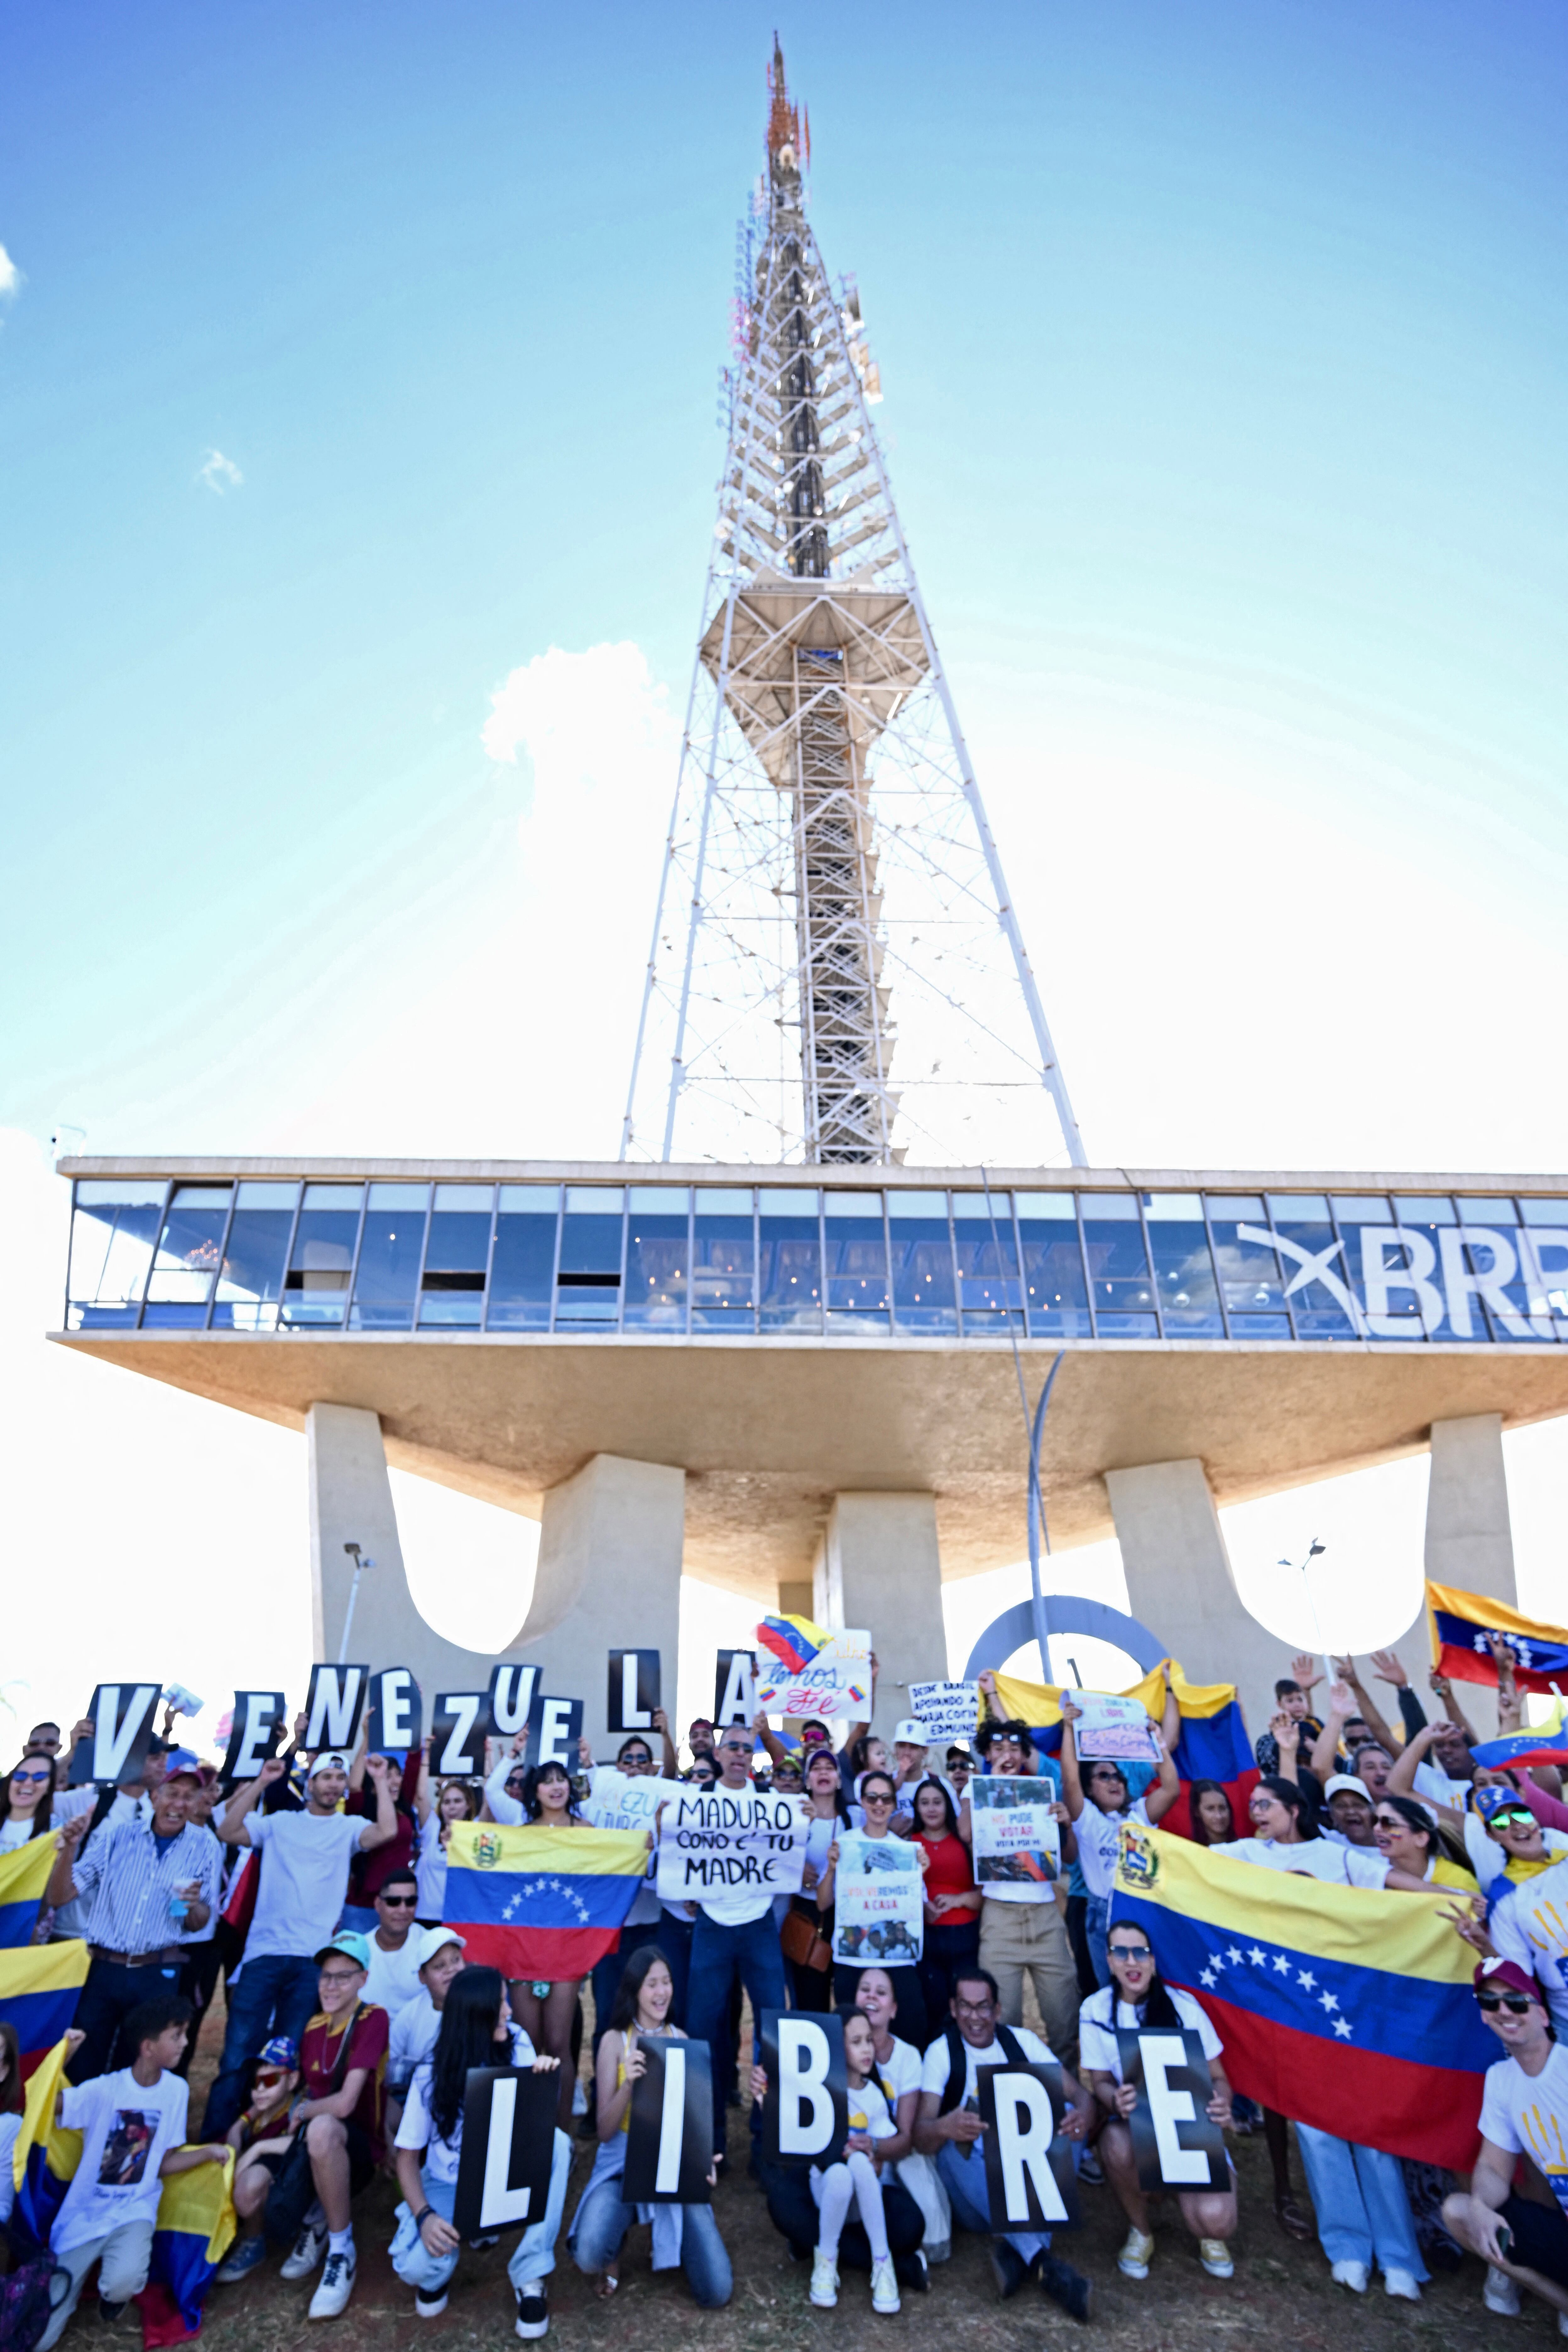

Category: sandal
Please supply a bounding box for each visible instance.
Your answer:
[1275,2193,1313,2242]
[595,2269,620,2299]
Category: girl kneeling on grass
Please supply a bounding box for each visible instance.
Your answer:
[751,2005,903,2316]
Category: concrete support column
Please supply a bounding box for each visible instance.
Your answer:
[1105,1458,1282,1735]
[1425,1413,1517,1606]
[308,1404,685,1757]
[813,1493,947,1742]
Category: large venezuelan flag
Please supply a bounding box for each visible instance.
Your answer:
[1428,1579,1568,1697]
[0,1837,56,1949]
[443,1822,649,1978]
[991,1660,1257,1838]
[1111,1825,1493,2169]
[0,1939,90,2077]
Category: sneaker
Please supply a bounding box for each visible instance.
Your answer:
[308,2249,355,2320]
[1484,2265,1522,2317]
[1382,2268,1421,2302]
[923,2238,951,2266]
[990,2241,1029,2300]
[414,2290,448,2319]
[216,2235,267,2285]
[893,2248,929,2292]
[1556,2312,1568,2338]
[468,2233,501,2251]
[870,2257,900,2315]
[281,2219,329,2281]
[97,2302,128,2324]
[809,2254,839,2309]
[571,2078,587,2116]
[515,2287,549,2340]
[1037,2251,1093,2323]
[1330,2259,1369,2293]
[1117,2226,1155,2281]
[1077,2146,1105,2186]
[1200,2238,1234,2279]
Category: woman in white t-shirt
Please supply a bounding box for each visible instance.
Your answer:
[1059,1695,1180,1988]
[1210,1778,1413,1888]
[816,1771,930,2047]
[852,1964,950,2270]
[1079,1918,1237,2283]
[0,1754,56,1853]
[412,1746,480,1925]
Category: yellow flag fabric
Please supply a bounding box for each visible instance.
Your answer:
[992,1657,1235,1728]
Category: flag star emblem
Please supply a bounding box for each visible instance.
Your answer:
[1272,1954,1292,1975]
[1298,1969,1317,1990]
[1319,1990,1339,2014]
[1332,2017,1353,2039]
[1200,1967,1218,1989]
[1225,1946,1243,1967]
[1207,1951,1227,1975]
[1247,1945,1267,1967]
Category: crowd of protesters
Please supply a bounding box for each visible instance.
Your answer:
[2,1631,1565,2339]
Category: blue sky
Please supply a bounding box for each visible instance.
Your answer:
[2,3,1565,1732]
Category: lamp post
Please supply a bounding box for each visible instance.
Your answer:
[339,1542,374,1666]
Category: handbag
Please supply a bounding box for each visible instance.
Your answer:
[263,2003,366,2246]
[780,1901,832,1973]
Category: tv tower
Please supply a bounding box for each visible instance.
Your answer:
[622,41,1086,1169]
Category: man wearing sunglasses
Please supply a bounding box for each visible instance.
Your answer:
[361,1869,424,2022]
[1441,1959,1568,2325]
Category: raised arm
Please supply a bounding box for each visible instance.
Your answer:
[1143,1726,1181,1824]
[1267,1711,1300,1787]
[1058,1700,1085,1820]
[220,1757,286,1845]
[1334,1657,1399,1756]
[357,1754,398,1851]
[652,1708,679,1778]
[753,1715,787,1771]
[1488,1637,1523,1735]
[1308,1683,1355,1785]
[414,1736,434,1829]
[45,1813,91,1908]
[1431,1669,1480,1748]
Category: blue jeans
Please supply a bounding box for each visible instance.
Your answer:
[686,1911,787,2158]
[1084,1895,1111,1990]
[390,2132,571,2294]
[654,1910,694,2028]
[937,2135,1049,2266]
[1295,2125,1428,2278]
[203,1952,322,2139]
[572,2172,732,2306]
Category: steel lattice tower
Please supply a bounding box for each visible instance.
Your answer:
[621,44,1086,1170]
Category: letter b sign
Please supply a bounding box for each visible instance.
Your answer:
[758,2011,847,2166]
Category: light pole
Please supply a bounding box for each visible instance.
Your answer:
[339,1542,374,1666]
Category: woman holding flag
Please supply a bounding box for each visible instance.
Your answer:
[508,1761,598,2132]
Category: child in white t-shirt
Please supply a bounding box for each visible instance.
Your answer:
[40,1998,229,2352]
[809,2008,901,2318]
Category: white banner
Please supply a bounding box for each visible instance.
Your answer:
[753,1628,872,1722]
[655,1788,809,1903]
[907,1680,980,1745]
[1073,1692,1159,1763]
[970,1776,1062,1902]
[832,1830,924,1969]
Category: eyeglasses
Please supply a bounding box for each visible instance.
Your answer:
[953,1997,995,2018]
[10,1768,50,1786]
[621,1752,651,1766]
[1110,1944,1153,1963]
[1478,1992,1535,2014]
[319,1969,362,1987]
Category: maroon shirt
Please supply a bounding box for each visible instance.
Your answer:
[299,2003,389,2160]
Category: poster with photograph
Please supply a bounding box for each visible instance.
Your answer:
[832,1831,924,1968]
[1073,1692,1159,1764]
[969,1775,1061,1900]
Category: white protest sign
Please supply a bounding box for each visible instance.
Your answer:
[1073,1691,1158,1764]
[832,1830,924,1969]
[584,1767,678,1890]
[753,1626,871,1722]
[907,1680,980,1746]
[656,1787,808,1904]
[970,1775,1062,1902]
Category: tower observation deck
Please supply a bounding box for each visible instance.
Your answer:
[622,43,1085,1171]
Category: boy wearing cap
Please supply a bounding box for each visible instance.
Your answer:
[387,1927,468,2120]
[204,1748,396,2143]
[1442,1960,1568,2324]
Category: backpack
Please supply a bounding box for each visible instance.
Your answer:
[0,2245,72,2352]
[936,2018,1029,2113]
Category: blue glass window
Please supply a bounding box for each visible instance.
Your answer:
[213,1182,297,1331]
[67,1182,166,1329]
[825,1192,890,1334]
[692,1189,755,1331]
[1515,1201,1568,1339]
[953,1193,1022,1332]
[143,1185,233,1327]
[350,1184,429,1331]
[888,1191,957,1334]
[1081,1195,1157,1335]
[1333,1194,1430,1340]
[1266,1195,1357,1339]
[1015,1193,1090,1337]
[625,1188,691,1331]
[1204,1193,1287,1331]
[1143,1194,1223,1337]
[1441,1199,1540,1344]
[556,1187,624,1328]
[419,1186,494,1328]
[759,1189,822,1332]
[1392,1197,1461,1342]
[283,1186,364,1328]
[488,1187,560,1330]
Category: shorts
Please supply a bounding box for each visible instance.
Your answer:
[254,2122,377,2199]
[1503,2194,1568,2290]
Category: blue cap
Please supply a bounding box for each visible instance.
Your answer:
[257,2036,298,2069]
[162,1749,202,1780]
[313,1929,372,1971]
[1474,1784,1532,1825]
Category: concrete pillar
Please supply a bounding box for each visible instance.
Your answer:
[813,1493,948,1742]
[1426,1413,1517,1606]
[1105,1458,1283,1735]
[308,1403,685,1758]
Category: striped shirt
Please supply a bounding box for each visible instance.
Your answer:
[70,1815,224,1956]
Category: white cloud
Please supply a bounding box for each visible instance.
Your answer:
[0,245,20,299]
[197,448,243,495]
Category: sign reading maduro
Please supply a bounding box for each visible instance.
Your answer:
[655,1788,809,1903]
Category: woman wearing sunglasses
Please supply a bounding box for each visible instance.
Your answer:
[1441,1960,1568,2327]
[1372,1796,1476,1891]
[816,1771,932,2048]
[0,1755,56,1852]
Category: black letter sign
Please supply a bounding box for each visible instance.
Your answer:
[713,1651,756,1729]
[451,2066,558,2240]
[70,1685,162,1789]
[221,1691,286,1789]
[524,1694,582,1771]
[430,1691,485,1777]
[365,1668,422,1762]
[1117,2027,1228,2192]
[977,2061,1080,2231]
[303,1664,369,1755]
[758,2011,846,2167]
[623,2036,713,2203]
[608,1651,660,1735]
[486,1665,540,1744]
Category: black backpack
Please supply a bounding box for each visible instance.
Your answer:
[936,2019,1029,2113]
[0,2243,72,2352]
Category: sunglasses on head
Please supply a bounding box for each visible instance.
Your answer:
[1478,1991,1535,2014]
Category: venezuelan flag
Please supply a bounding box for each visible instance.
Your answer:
[0,1939,90,2078]
[1472,1700,1568,1773]
[756,1614,823,1677]
[11,2032,76,2249]
[1427,1579,1568,1698]
[1111,1825,1493,2169]
[443,1822,649,1978]
[991,1660,1258,1838]
[0,1836,56,1949]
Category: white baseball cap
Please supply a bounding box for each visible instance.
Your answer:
[307,1751,350,1780]
[1324,1774,1371,1803]
[416,1925,467,1967]
[893,1720,930,1746]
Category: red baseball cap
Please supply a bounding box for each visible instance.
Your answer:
[1475,1957,1545,2005]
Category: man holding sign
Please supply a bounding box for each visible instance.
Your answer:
[1078,1919,1237,2283]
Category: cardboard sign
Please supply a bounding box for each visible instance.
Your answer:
[220,1691,286,1789]
[608,1651,660,1735]
[907,1679,980,1746]
[758,2010,847,2167]
[303,1664,369,1755]
[583,1767,677,1841]
[69,1685,162,1789]
[656,1787,807,1904]
[969,1776,1061,1900]
[1074,1692,1159,1764]
[451,2065,559,2239]
[365,1668,422,1762]
[486,1665,541,1744]
[524,1694,582,1771]
[623,2035,713,2203]
[976,2061,1080,2231]
[832,1831,924,1969]
[753,1627,871,1722]
[713,1650,756,1729]
[430,1691,486,1778]
[1117,2027,1228,2192]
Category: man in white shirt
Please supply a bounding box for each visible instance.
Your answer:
[683,1726,790,2164]
[202,1748,396,2139]
[913,1967,1094,2319]
[1442,1958,1568,2322]
[361,1869,424,2020]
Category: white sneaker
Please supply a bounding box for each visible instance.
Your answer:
[810,2253,839,2309]
[1330,2259,1369,2293]
[1199,2237,1234,2279]
[1382,2267,1421,2301]
[1077,2146,1104,2186]
[1484,2265,1522,2316]
[571,2077,587,2116]
[308,2249,355,2320]
[1556,2312,1568,2338]
[1117,2226,1155,2281]
[414,2289,448,2319]
[870,2257,900,2315]
[281,2220,329,2281]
